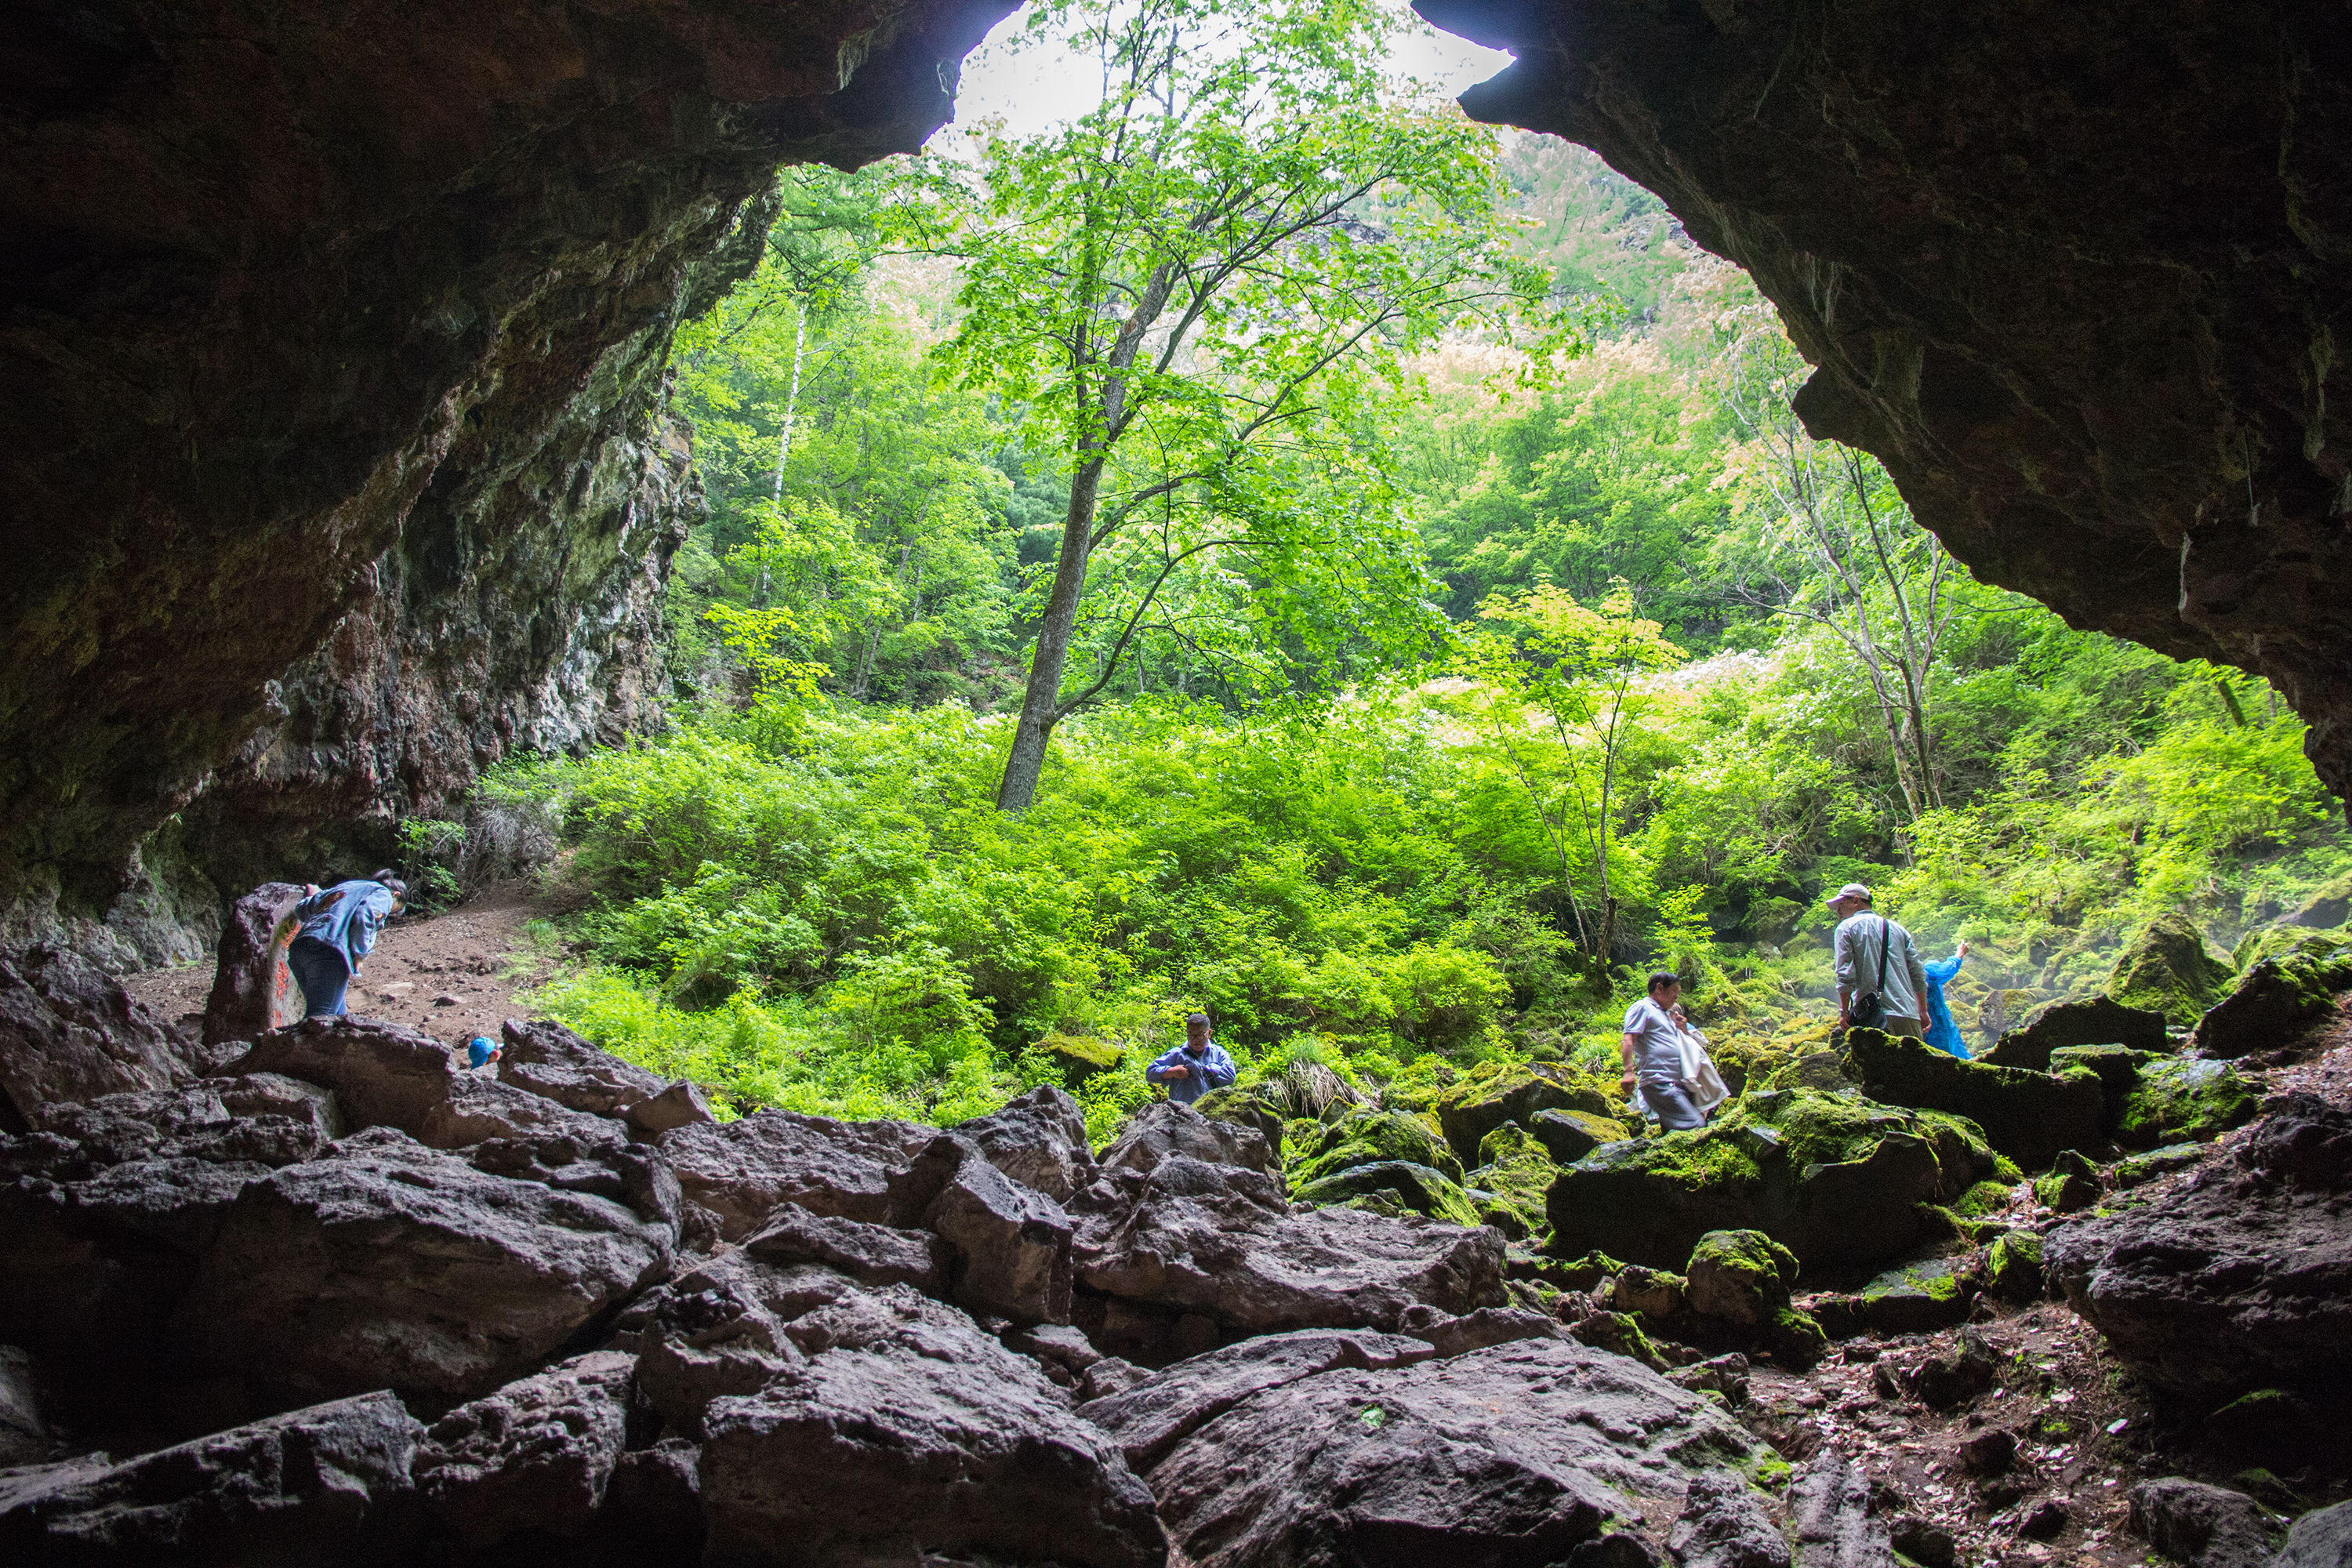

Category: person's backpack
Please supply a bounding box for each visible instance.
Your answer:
[1848,916,1893,1029]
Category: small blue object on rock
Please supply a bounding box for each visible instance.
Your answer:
[467,1036,498,1069]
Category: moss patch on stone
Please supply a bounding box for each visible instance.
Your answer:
[1290,1107,1462,1190]
[1527,1106,1630,1164]
[1467,1120,1558,1239]
[2194,930,2352,1058]
[1986,1229,2044,1303]
[2104,910,2232,1026]
[2033,1149,2099,1213]
[1035,1032,1124,1087]
[2114,1058,2259,1149]
[1294,1159,1484,1228]
[1953,1179,2015,1218]
[1429,1060,1617,1167]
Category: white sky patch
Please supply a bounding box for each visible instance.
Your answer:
[938,5,1517,143]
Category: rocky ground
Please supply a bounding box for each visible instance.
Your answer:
[2,916,2349,1567]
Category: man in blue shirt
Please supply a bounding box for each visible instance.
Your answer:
[286,871,407,1019]
[1145,1012,1237,1105]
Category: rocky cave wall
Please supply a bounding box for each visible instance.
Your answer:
[1423,0,2351,793]
[0,0,1014,967]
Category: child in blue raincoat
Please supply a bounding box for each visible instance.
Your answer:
[1921,938,1971,1058]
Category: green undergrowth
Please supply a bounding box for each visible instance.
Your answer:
[495,618,2347,1131]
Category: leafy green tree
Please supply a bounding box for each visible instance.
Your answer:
[1457,584,1684,962]
[926,0,1563,809]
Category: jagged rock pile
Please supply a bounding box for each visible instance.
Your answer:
[1,952,1835,1567]
[5,902,2351,1564]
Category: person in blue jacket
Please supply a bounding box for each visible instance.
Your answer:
[287,871,407,1019]
[1145,1012,1237,1106]
[1922,938,1972,1058]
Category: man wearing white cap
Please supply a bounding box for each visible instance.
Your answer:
[1826,882,1930,1040]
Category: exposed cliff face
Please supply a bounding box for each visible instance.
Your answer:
[0,0,1013,957]
[1423,0,2352,797]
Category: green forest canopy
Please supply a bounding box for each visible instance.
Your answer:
[459,0,2346,1137]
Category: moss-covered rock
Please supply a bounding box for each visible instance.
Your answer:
[2033,1149,2100,1212]
[2110,1142,2205,1188]
[2192,931,2352,1059]
[1035,1032,1125,1087]
[1294,1160,1484,1229]
[2105,911,2232,1027]
[2279,869,2352,932]
[1848,1028,2105,1171]
[1467,1121,1557,1240]
[1759,1051,1854,1094]
[2114,1058,2259,1149]
[1429,1061,1617,1167]
[1289,1107,1461,1189]
[2048,1045,2167,1137]
[1769,1308,1831,1370]
[1546,1089,1977,1271]
[1192,1083,1288,1164]
[1611,1263,1687,1319]
[1953,1179,2016,1218]
[1683,1229,1797,1324]
[1986,1229,2045,1304]
[1983,996,2168,1071]
[1563,1308,1668,1371]
[1846,1257,1978,1334]
[1527,1107,1630,1164]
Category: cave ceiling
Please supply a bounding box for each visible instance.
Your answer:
[1423,0,2352,799]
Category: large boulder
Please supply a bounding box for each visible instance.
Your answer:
[1098,1333,1778,1568]
[495,1017,667,1118]
[198,883,309,1048]
[1530,1105,1632,1164]
[2106,912,2233,1027]
[414,1350,637,1551]
[222,1017,464,1136]
[1984,995,2169,1070]
[1547,1087,1991,1270]
[1789,1450,1896,1568]
[1100,1100,1277,1178]
[1428,1062,1616,1167]
[0,1390,421,1565]
[0,1346,49,1465]
[1072,1154,1506,1362]
[1290,1106,1462,1186]
[1467,1120,1560,1238]
[1848,1029,2105,1171]
[2046,1094,2352,1405]
[887,1132,1073,1325]
[1077,1329,1439,1472]
[2129,1479,2281,1568]
[741,1204,949,1294]
[0,1142,274,1413]
[1294,1160,1484,1228]
[175,1130,673,1404]
[2114,1058,2259,1149]
[2192,932,2352,1058]
[698,1292,1163,1568]
[0,944,199,1132]
[950,1082,1097,1201]
[2276,1501,2352,1568]
[659,1109,937,1240]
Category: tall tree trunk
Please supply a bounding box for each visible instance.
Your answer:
[996,458,1108,811]
[771,300,808,502]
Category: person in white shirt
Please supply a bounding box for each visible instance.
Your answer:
[1827,881,1931,1040]
[1621,971,1719,1131]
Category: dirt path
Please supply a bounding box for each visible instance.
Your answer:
[125,879,578,1049]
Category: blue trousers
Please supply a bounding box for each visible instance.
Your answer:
[288,936,350,1018]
